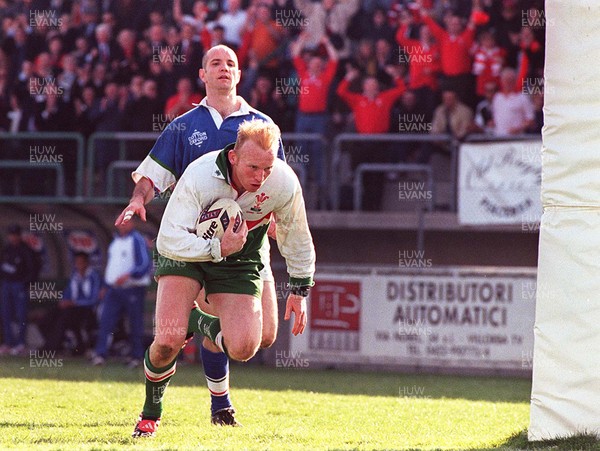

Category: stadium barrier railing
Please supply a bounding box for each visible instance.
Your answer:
[330,133,456,211]
[87,131,328,204]
[353,163,434,212]
[106,160,144,199]
[278,133,329,209]
[0,130,541,209]
[0,132,85,201]
[87,131,160,198]
[0,160,65,198]
[464,133,542,143]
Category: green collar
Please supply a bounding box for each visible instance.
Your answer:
[213,142,236,185]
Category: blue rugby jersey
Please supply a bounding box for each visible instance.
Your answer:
[133,97,285,192]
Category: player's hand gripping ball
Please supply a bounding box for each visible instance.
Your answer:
[196,198,243,240]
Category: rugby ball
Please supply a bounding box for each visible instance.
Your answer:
[196,198,243,240]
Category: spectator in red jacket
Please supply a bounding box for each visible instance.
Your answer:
[164,77,203,118]
[396,11,440,121]
[472,29,504,98]
[336,65,406,210]
[291,33,338,195]
[238,3,283,71]
[420,3,478,106]
[515,27,544,93]
[336,66,406,134]
[396,13,440,92]
[248,75,288,128]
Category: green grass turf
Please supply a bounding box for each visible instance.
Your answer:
[0,357,598,450]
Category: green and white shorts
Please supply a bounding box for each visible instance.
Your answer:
[155,255,264,298]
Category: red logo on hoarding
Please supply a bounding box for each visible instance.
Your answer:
[22,232,44,252]
[66,230,98,253]
[310,281,361,331]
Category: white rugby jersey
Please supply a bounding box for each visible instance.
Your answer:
[157,144,315,287]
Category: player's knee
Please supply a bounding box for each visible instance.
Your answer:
[260,329,277,349]
[260,286,277,349]
[226,339,259,362]
[153,337,183,361]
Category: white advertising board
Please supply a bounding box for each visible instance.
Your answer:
[291,266,536,372]
[458,141,542,225]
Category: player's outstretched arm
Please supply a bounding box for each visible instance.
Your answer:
[115,177,155,225]
[284,293,307,335]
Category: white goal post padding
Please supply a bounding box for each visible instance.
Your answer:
[529,1,600,440]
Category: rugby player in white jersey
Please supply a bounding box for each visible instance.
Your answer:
[132,119,315,438]
[116,45,287,428]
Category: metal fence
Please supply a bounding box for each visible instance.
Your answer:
[279,132,328,209]
[87,131,328,203]
[330,133,456,211]
[0,132,85,200]
[86,131,160,198]
[0,131,541,212]
[0,161,65,198]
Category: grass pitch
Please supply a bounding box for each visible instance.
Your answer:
[0,357,596,450]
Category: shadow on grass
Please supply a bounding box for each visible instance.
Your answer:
[480,429,600,450]
[0,356,531,403]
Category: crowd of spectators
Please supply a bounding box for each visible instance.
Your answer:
[0,0,546,194]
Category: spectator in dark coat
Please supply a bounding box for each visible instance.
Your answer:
[44,252,101,355]
[0,225,35,356]
[89,82,125,177]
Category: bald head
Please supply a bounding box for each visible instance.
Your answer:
[202,45,238,70]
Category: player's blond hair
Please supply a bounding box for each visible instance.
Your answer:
[235,119,280,155]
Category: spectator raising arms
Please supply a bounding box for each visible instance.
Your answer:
[336,65,406,134]
[396,10,440,119]
[291,34,338,191]
[293,0,359,59]
[336,65,406,210]
[420,1,479,105]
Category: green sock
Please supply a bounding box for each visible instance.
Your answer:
[142,348,177,418]
[188,307,222,342]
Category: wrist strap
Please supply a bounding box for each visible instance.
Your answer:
[210,238,224,263]
[290,286,311,297]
